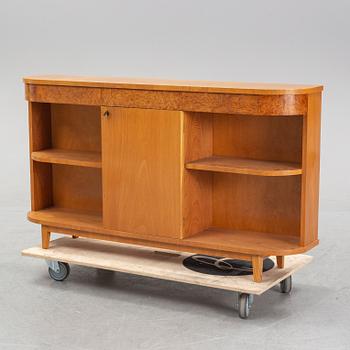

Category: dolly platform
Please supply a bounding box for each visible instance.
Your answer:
[22,237,312,319]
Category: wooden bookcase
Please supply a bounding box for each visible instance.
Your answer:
[24,76,323,282]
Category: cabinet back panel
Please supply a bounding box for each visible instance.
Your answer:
[213,115,303,163]
[31,161,53,211]
[52,165,102,213]
[213,173,301,237]
[51,104,101,152]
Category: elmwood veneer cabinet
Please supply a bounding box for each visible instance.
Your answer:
[24,76,323,282]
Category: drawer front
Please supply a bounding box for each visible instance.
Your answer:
[101,88,307,116]
[26,84,102,105]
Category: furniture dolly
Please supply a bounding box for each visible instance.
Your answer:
[22,237,312,319]
[23,76,322,318]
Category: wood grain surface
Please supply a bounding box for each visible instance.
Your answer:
[32,149,101,168]
[52,165,102,214]
[182,112,213,238]
[300,93,322,246]
[28,102,53,210]
[186,156,302,176]
[102,107,182,239]
[24,75,323,95]
[212,173,301,237]
[27,84,308,115]
[213,114,303,163]
[25,77,322,263]
[102,89,308,115]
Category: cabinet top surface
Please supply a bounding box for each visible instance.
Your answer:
[23,75,323,95]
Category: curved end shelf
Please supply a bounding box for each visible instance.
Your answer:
[31,149,102,168]
[184,228,319,256]
[186,156,302,176]
[27,208,318,257]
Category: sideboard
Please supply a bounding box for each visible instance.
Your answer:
[24,76,323,282]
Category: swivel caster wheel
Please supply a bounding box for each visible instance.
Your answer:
[47,261,70,281]
[280,275,292,293]
[238,293,254,319]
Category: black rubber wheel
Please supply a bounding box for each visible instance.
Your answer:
[48,262,70,281]
[238,293,253,319]
[280,276,292,293]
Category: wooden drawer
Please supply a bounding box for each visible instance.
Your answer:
[26,84,102,105]
[101,88,307,115]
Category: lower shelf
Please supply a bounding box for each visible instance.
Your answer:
[29,207,103,230]
[28,207,318,256]
[184,228,301,256]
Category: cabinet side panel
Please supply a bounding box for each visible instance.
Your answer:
[300,93,322,245]
[28,102,53,210]
[29,103,52,151]
[182,112,213,238]
[102,107,182,239]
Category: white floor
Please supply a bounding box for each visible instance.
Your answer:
[1,193,349,350]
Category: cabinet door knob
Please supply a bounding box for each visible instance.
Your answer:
[103,110,110,118]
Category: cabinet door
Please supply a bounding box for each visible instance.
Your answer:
[102,107,183,239]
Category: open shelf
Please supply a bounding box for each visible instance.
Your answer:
[32,149,102,168]
[27,207,315,256]
[28,207,103,231]
[184,228,304,255]
[186,156,302,176]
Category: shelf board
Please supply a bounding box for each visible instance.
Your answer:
[32,149,102,168]
[28,207,103,231]
[184,228,303,256]
[28,208,316,256]
[186,156,302,176]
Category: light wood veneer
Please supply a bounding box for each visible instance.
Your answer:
[27,207,318,256]
[22,237,313,295]
[24,75,322,95]
[24,76,323,282]
[186,156,302,176]
[32,149,101,168]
